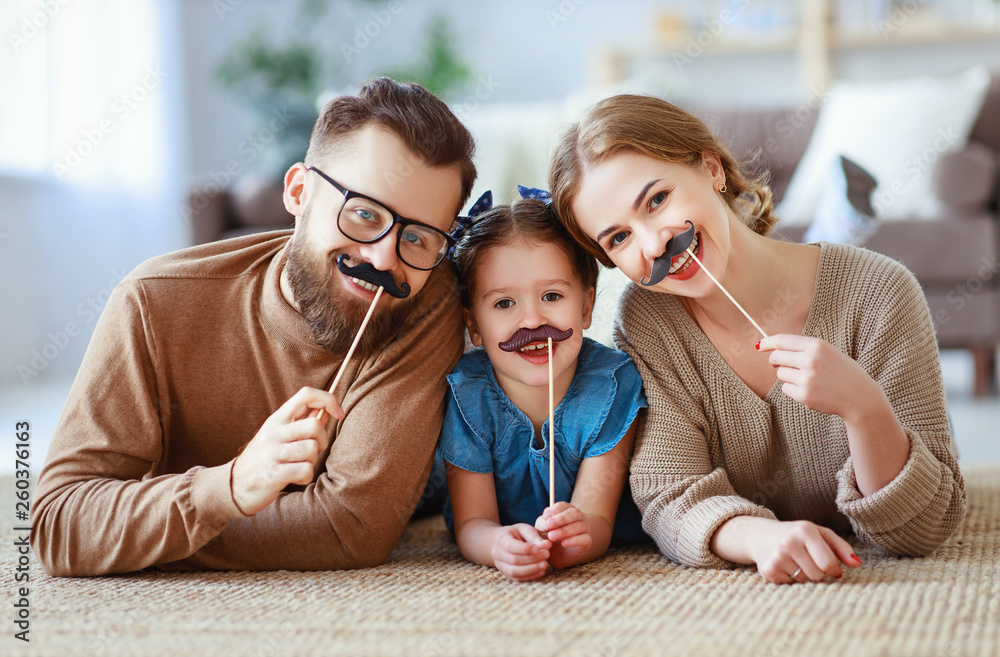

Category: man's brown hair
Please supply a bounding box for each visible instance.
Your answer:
[305,77,477,209]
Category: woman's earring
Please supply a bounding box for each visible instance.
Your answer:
[719,182,727,194]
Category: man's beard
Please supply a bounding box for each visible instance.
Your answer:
[283,225,420,355]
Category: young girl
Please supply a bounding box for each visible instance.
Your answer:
[548,94,965,584]
[439,192,648,583]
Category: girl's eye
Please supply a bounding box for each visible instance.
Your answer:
[542,292,562,302]
[649,191,668,210]
[607,231,629,251]
[494,299,514,310]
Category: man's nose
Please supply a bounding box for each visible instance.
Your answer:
[359,226,401,272]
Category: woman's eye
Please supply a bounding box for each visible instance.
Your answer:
[649,191,668,210]
[542,292,562,302]
[607,231,629,251]
[494,299,514,310]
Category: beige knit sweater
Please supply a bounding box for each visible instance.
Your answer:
[32,231,464,575]
[615,242,965,569]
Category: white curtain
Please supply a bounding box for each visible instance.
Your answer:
[0,0,186,386]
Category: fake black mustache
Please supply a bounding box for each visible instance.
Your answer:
[498,325,574,352]
[336,255,411,299]
[641,220,696,287]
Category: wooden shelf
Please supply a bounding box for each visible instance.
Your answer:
[595,1,1000,94]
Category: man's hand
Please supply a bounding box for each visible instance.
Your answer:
[231,387,344,516]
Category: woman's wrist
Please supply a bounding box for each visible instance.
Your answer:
[711,515,777,565]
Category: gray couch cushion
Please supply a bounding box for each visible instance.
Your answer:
[776,215,998,284]
[933,142,998,208]
[698,107,818,204]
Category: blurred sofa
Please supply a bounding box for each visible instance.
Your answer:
[188,72,1000,395]
[699,70,1000,396]
[187,178,292,246]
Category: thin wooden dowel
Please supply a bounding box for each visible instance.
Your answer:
[316,286,384,423]
[687,248,769,339]
[548,337,555,508]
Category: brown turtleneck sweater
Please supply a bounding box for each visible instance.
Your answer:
[32,230,464,575]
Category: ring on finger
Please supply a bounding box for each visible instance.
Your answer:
[791,568,803,580]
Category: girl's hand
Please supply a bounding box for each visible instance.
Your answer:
[748,518,862,584]
[490,524,552,582]
[758,334,880,422]
[535,502,593,568]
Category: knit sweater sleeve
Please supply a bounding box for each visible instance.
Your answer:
[616,288,777,569]
[31,279,245,576]
[833,257,966,556]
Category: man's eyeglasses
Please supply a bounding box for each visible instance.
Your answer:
[307,166,455,271]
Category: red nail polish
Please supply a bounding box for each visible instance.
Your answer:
[851,554,863,565]
[755,341,761,350]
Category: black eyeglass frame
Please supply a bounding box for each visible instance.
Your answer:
[306,166,456,271]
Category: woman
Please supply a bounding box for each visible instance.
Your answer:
[548,94,965,584]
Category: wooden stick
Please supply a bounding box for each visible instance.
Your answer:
[687,248,769,339]
[548,337,555,508]
[315,286,384,423]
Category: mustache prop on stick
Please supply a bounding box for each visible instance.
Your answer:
[313,256,405,424]
[643,220,768,339]
[641,221,697,287]
[336,255,411,299]
[498,325,573,352]
[547,337,555,507]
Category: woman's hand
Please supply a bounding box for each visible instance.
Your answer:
[536,502,593,568]
[757,334,880,422]
[748,518,862,584]
[490,524,552,582]
[714,516,862,584]
[757,334,911,495]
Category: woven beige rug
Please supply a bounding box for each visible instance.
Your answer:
[2,466,997,657]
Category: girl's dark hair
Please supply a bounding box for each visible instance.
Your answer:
[452,198,599,307]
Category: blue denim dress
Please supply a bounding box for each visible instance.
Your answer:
[439,338,649,543]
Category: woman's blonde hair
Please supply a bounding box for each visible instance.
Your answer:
[549,94,776,267]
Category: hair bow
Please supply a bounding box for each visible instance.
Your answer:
[517,185,552,204]
[448,190,493,259]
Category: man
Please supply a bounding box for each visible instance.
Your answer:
[31,78,476,575]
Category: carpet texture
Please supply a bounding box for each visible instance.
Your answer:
[2,466,998,657]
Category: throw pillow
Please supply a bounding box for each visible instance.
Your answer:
[803,155,880,246]
[777,66,991,223]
